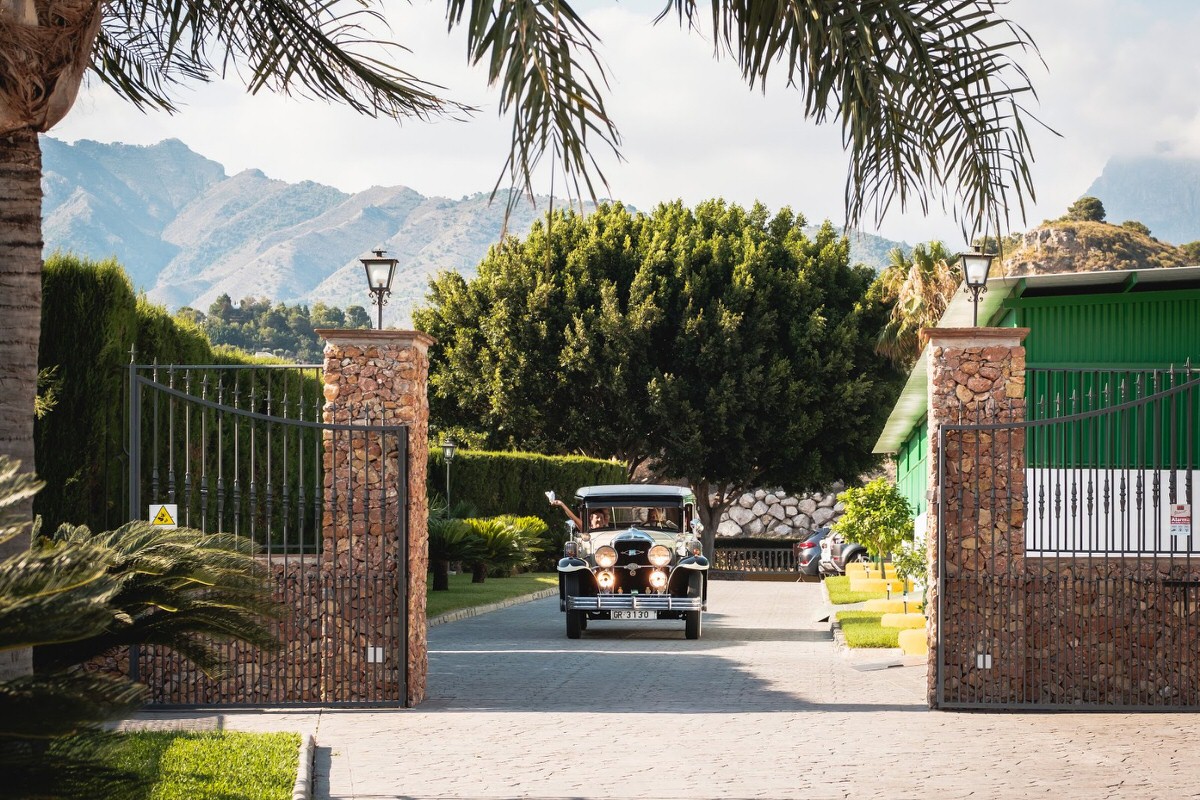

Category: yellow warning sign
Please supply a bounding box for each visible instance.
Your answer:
[149,504,178,528]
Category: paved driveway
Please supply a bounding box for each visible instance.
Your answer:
[133,580,1200,799]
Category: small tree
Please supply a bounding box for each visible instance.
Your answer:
[1062,196,1107,223]
[1182,241,1200,263]
[833,478,914,572]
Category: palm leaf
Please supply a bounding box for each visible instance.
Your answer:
[659,0,1051,238]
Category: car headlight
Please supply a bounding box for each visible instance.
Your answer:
[563,540,580,558]
[594,545,617,568]
[648,544,671,566]
[648,569,667,589]
[597,569,615,590]
[685,539,703,557]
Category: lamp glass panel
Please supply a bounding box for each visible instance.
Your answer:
[365,260,392,289]
[960,253,993,287]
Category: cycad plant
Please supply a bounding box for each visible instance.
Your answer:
[427,517,484,592]
[0,457,280,798]
[463,518,540,583]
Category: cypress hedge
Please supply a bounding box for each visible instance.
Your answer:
[36,254,257,534]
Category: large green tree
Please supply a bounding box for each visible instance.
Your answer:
[417,202,657,474]
[643,202,902,551]
[1,0,1045,566]
[417,199,903,554]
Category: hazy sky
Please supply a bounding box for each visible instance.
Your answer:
[54,0,1200,245]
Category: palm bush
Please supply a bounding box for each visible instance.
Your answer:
[0,456,279,798]
[427,517,484,592]
[462,518,539,583]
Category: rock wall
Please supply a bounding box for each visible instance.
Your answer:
[716,483,846,539]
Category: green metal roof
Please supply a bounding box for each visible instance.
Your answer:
[872,265,1200,454]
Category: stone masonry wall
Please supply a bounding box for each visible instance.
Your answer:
[925,327,1028,707]
[716,485,846,539]
[319,330,432,706]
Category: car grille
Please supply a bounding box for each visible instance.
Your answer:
[567,594,702,611]
[613,541,650,567]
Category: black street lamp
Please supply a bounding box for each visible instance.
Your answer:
[361,249,398,330]
[959,248,996,326]
[442,438,457,512]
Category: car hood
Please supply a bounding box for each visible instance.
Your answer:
[590,528,678,549]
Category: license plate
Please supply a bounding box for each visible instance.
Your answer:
[612,610,654,620]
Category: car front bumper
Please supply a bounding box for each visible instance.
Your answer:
[565,594,703,612]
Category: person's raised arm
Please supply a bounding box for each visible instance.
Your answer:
[553,499,583,530]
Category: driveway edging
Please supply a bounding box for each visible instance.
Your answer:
[428,587,558,627]
[293,732,316,800]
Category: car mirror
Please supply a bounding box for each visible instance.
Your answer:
[545,490,556,505]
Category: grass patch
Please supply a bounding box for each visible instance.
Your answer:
[426,572,558,618]
[824,575,887,605]
[836,611,900,649]
[109,731,299,799]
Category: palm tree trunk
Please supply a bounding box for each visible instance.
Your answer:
[0,127,42,680]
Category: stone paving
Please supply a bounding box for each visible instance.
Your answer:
[126,580,1200,799]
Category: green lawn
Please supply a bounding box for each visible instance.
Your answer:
[836,611,900,648]
[108,731,299,799]
[824,575,887,605]
[426,572,558,618]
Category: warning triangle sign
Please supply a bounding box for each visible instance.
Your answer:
[151,506,176,526]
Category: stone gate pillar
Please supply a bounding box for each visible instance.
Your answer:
[317,329,432,706]
[925,327,1028,707]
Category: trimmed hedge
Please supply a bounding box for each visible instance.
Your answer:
[36,254,260,534]
[428,449,625,533]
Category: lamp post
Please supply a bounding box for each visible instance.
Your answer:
[958,248,996,326]
[442,438,457,513]
[360,249,398,330]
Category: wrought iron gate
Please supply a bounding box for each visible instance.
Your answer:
[127,361,409,706]
[937,366,1200,709]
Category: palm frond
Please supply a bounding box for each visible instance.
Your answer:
[0,457,42,548]
[35,522,281,673]
[0,671,145,739]
[660,0,1052,238]
[447,0,622,217]
[96,0,468,119]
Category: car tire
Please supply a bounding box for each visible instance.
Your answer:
[684,572,703,640]
[566,611,583,639]
[579,613,588,630]
[847,551,868,564]
[685,610,702,640]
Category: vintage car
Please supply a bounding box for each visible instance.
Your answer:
[554,484,709,639]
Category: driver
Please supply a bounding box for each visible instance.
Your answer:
[645,507,678,530]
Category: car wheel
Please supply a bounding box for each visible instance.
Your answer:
[847,551,868,564]
[566,611,583,639]
[685,610,702,640]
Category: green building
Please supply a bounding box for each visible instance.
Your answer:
[874,265,1200,534]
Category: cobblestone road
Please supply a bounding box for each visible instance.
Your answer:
[131,580,1200,799]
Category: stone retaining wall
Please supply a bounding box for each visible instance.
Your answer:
[716,485,846,539]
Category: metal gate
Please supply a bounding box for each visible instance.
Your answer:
[937,366,1199,709]
[127,361,409,706]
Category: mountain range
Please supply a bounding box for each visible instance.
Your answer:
[1083,155,1200,245]
[40,138,906,325]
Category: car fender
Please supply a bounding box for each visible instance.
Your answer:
[558,564,598,611]
[667,561,708,601]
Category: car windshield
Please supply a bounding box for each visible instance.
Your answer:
[585,506,682,531]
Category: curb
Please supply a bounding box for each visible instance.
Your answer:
[293,732,316,800]
[428,587,558,627]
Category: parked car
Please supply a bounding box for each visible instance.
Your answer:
[795,527,829,576]
[555,484,709,639]
[819,529,868,575]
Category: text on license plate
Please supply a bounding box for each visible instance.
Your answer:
[612,610,654,620]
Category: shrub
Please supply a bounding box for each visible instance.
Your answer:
[833,478,913,571]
